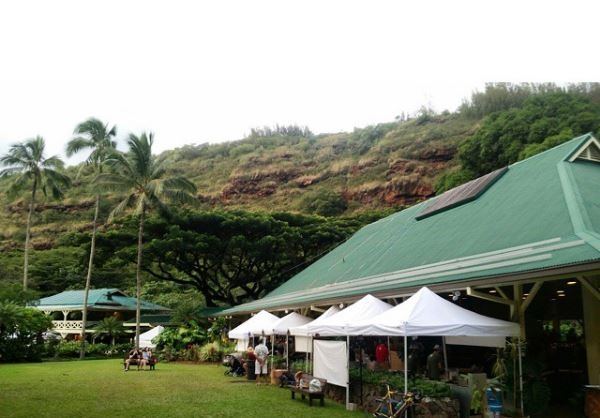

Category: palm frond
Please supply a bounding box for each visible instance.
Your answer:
[107,194,135,223]
[94,172,134,193]
[163,176,197,194]
[41,155,65,170]
[65,137,94,157]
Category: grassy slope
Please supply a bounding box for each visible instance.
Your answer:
[0,360,361,418]
[0,114,480,252]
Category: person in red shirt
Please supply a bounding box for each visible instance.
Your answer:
[375,341,389,364]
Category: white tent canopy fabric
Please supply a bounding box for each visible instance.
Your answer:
[305,294,393,337]
[228,310,279,339]
[139,325,164,348]
[345,287,520,337]
[272,312,312,335]
[290,305,340,337]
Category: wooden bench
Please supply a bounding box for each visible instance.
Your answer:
[123,357,157,370]
[288,373,327,406]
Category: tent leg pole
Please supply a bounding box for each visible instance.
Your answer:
[286,334,289,370]
[404,333,408,394]
[271,333,274,374]
[346,335,350,409]
[387,336,391,367]
[442,336,448,379]
[518,337,524,415]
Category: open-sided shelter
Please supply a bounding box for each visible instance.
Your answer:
[223,134,600,386]
[33,288,170,339]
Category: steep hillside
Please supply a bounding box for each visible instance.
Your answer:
[0,113,479,253]
[163,113,478,213]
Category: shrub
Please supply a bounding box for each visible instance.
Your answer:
[199,342,222,362]
[349,368,451,398]
[0,302,52,362]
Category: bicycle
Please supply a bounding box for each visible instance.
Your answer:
[371,383,414,418]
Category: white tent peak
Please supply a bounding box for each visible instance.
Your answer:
[306,294,393,336]
[349,286,520,337]
[228,309,279,339]
[289,305,340,337]
[272,312,312,335]
[139,325,164,348]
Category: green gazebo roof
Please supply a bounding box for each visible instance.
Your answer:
[34,288,170,312]
[223,134,600,314]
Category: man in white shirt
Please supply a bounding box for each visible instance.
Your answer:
[254,338,269,385]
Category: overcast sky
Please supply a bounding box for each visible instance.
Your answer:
[0,0,597,165]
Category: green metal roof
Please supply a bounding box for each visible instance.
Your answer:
[34,288,170,312]
[223,134,600,314]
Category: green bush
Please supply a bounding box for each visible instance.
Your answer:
[349,368,451,398]
[0,302,52,362]
[199,342,222,362]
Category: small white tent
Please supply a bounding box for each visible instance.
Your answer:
[228,310,279,339]
[139,325,164,348]
[346,287,520,337]
[305,294,393,336]
[344,287,521,399]
[272,312,312,335]
[271,312,313,369]
[290,305,340,337]
[304,294,393,407]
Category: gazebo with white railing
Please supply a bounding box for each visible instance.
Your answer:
[32,288,170,339]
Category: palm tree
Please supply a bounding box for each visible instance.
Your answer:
[93,316,125,346]
[0,137,71,290]
[66,118,117,359]
[98,132,197,349]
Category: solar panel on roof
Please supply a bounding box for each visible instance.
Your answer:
[416,166,508,220]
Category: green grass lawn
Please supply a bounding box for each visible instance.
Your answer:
[0,359,364,418]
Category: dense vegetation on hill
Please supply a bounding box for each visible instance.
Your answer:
[2,83,600,307]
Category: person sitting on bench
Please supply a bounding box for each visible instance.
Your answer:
[124,347,142,371]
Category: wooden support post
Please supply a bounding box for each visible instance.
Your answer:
[579,276,600,301]
[520,282,543,316]
[513,284,525,339]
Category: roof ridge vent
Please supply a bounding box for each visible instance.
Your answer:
[416,166,508,220]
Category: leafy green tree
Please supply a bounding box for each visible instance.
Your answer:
[66,117,117,358]
[136,210,357,306]
[459,92,600,177]
[93,316,125,346]
[0,137,71,290]
[300,189,348,217]
[97,132,197,349]
[153,322,207,351]
[0,302,52,362]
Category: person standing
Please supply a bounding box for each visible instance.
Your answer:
[426,344,443,380]
[254,338,269,385]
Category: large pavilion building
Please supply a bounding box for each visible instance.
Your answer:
[33,288,170,339]
[222,133,600,386]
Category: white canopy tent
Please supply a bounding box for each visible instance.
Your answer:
[271,312,312,369]
[304,294,393,336]
[344,287,522,410]
[272,312,312,335]
[288,305,341,374]
[304,294,394,408]
[228,309,279,348]
[290,305,340,337]
[290,305,340,352]
[139,325,164,349]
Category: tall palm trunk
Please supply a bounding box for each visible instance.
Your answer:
[135,205,145,350]
[23,180,37,291]
[79,194,100,359]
